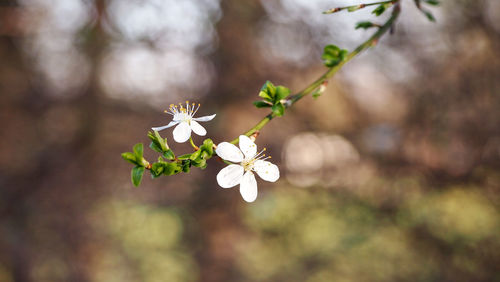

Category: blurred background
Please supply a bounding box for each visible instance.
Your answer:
[1,0,500,281]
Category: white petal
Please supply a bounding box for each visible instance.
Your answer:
[190,120,207,136]
[193,114,216,122]
[216,164,244,188]
[151,120,178,131]
[238,135,257,159]
[215,142,244,163]
[254,160,280,182]
[172,122,191,143]
[240,171,258,202]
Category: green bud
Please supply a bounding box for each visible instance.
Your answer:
[131,166,145,187]
[122,152,138,165]
[355,21,375,30]
[133,143,143,159]
[253,101,272,108]
[272,103,285,117]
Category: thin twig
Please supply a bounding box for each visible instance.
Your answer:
[230,1,401,144]
[323,0,397,14]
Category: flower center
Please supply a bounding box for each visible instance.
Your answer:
[240,148,272,172]
[165,101,201,122]
[241,159,255,172]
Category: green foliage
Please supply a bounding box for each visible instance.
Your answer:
[372,4,390,16]
[133,143,143,159]
[122,135,215,186]
[122,143,149,167]
[423,10,436,22]
[322,44,348,68]
[355,21,376,30]
[414,0,440,7]
[121,152,139,165]
[253,101,272,108]
[131,166,145,187]
[414,0,439,22]
[253,81,291,117]
[424,0,440,5]
[148,131,175,160]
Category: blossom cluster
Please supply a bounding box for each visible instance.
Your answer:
[150,102,280,202]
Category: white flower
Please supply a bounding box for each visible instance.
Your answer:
[215,135,280,202]
[152,102,216,143]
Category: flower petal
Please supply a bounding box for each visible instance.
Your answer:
[238,135,257,159]
[215,142,244,163]
[254,160,280,182]
[190,120,207,136]
[193,114,216,122]
[240,171,258,202]
[172,122,191,143]
[151,120,178,131]
[216,164,244,188]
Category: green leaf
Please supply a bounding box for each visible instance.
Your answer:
[149,142,162,154]
[253,101,272,108]
[355,21,375,30]
[181,160,191,173]
[163,149,175,160]
[322,45,348,67]
[122,152,138,165]
[272,103,285,117]
[275,86,291,101]
[148,131,170,154]
[178,153,192,160]
[372,4,388,16]
[190,150,202,161]
[259,81,276,101]
[131,166,145,187]
[163,162,179,176]
[200,139,214,157]
[192,158,207,169]
[151,162,164,178]
[423,0,439,6]
[422,9,436,22]
[133,143,143,159]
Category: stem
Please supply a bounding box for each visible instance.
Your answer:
[189,137,199,150]
[323,0,397,14]
[230,2,400,144]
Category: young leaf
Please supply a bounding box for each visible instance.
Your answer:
[151,162,165,178]
[355,21,375,30]
[181,160,191,173]
[259,81,276,101]
[163,149,175,160]
[121,152,138,165]
[253,101,272,108]
[133,143,143,159]
[272,103,285,117]
[131,166,145,187]
[149,142,162,154]
[163,162,179,176]
[372,4,388,16]
[275,86,291,101]
[422,9,436,22]
[423,0,439,6]
[178,153,192,160]
[200,139,214,156]
[190,150,202,161]
[322,45,348,67]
